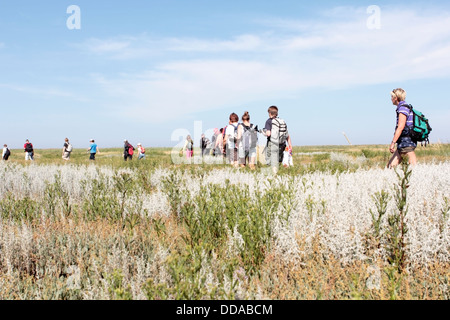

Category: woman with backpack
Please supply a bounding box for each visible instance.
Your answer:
[123,139,135,161]
[214,128,224,158]
[387,88,417,168]
[183,135,194,159]
[237,111,258,170]
[23,139,34,161]
[2,144,11,161]
[62,138,72,161]
[137,143,146,160]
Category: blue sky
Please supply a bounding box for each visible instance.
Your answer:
[1,0,450,148]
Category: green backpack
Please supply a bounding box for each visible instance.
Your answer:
[405,104,432,145]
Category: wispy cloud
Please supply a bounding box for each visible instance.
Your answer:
[86,39,132,54]
[0,83,75,98]
[77,33,265,60]
[81,6,450,122]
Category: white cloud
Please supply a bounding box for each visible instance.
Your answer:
[0,83,74,98]
[88,40,131,54]
[164,34,263,52]
[85,6,450,122]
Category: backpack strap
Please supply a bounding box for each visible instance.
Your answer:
[401,103,414,117]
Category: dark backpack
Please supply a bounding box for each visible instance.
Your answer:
[241,124,258,151]
[405,104,432,145]
[4,148,11,159]
[25,143,33,152]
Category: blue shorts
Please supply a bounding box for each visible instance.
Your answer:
[397,127,417,153]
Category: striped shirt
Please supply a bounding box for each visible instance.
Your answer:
[396,101,414,127]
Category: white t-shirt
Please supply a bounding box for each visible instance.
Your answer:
[226,123,239,148]
[282,150,293,167]
[225,123,239,137]
[2,147,7,158]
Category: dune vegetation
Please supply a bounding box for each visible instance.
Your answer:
[0,143,449,300]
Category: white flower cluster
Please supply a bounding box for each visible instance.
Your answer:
[1,161,449,269]
[330,152,367,165]
[157,162,450,266]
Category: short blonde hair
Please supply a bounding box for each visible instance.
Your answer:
[391,88,406,102]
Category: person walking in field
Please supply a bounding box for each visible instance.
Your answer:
[387,88,417,168]
[263,106,292,173]
[282,146,294,168]
[62,138,72,161]
[236,111,258,170]
[24,139,34,161]
[214,128,224,158]
[205,137,212,156]
[137,143,146,160]
[225,113,240,167]
[183,135,194,159]
[2,144,11,161]
[211,129,218,156]
[123,139,135,161]
[200,134,208,157]
[88,139,99,161]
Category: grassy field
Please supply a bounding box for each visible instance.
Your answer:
[6,142,450,173]
[0,143,449,300]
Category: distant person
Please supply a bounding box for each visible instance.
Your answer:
[282,146,294,168]
[124,139,135,161]
[225,113,239,167]
[387,88,417,168]
[211,129,218,156]
[200,134,208,157]
[24,139,34,161]
[137,143,146,160]
[2,144,11,161]
[62,138,72,161]
[183,135,194,159]
[205,137,212,156]
[87,139,99,161]
[263,106,292,172]
[214,128,224,158]
[237,111,258,170]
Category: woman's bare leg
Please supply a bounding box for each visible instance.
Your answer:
[406,151,417,166]
[387,150,402,168]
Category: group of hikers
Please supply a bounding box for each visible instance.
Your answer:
[1,138,147,162]
[2,89,429,170]
[183,106,294,171]
[181,88,430,170]
[85,139,146,161]
[2,139,36,161]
